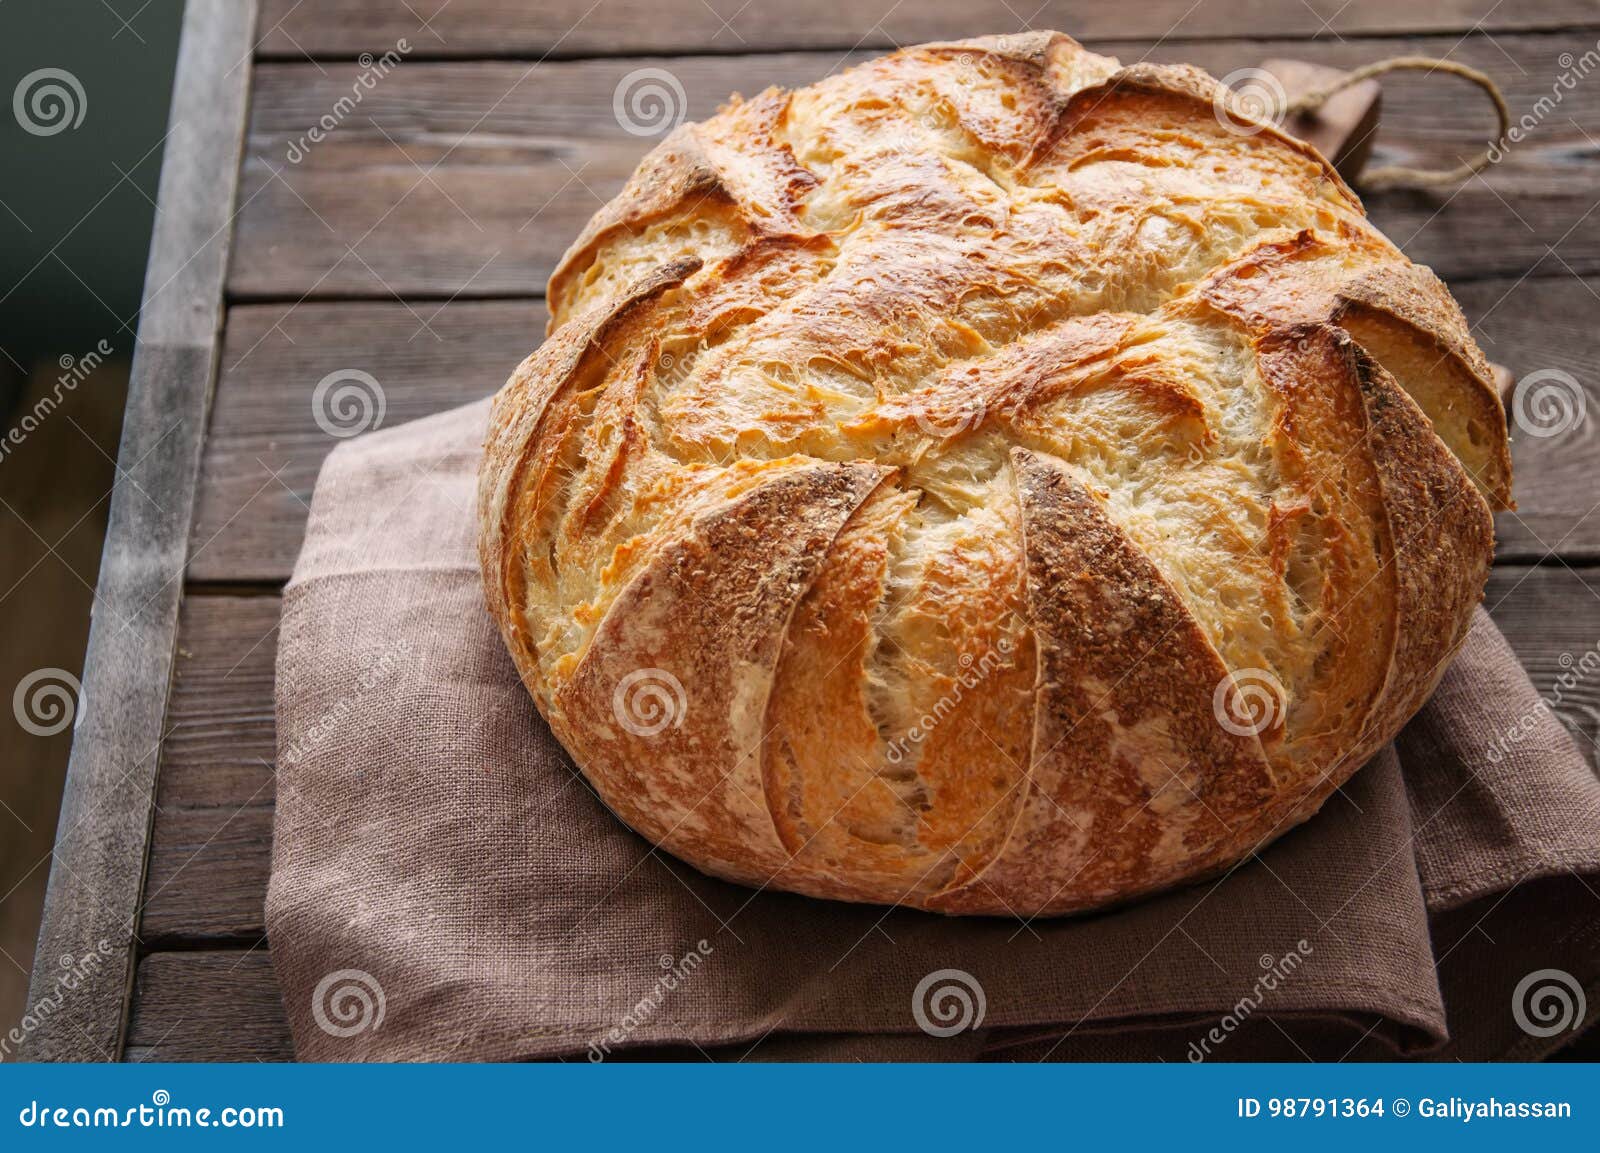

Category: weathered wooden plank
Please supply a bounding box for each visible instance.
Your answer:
[229,52,867,300]
[142,807,274,945]
[140,565,1600,945]
[124,951,291,1062]
[20,0,258,1062]
[1453,279,1600,563]
[1485,566,1600,769]
[157,595,281,811]
[142,594,276,945]
[253,0,1600,58]
[230,34,1600,299]
[187,301,533,581]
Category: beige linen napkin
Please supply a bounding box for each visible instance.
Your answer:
[267,399,1600,1062]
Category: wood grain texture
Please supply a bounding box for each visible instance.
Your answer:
[20,0,258,1062]
[142,806,274,945]
[1452,279,1600,563]
[229,33,1600,299]
[187,301,535,582]
[124,951,291,1062]
[252,0,1600,58]
[1485,565,1600,768]
[142,596,277,945]
[186,268,1600,583]
[156,595,281,810]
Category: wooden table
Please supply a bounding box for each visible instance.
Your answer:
[23,0,1600,1061]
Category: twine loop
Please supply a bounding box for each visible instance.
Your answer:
[1286,56,1510,191]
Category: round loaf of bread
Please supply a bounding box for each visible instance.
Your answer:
[479,32,1512,916]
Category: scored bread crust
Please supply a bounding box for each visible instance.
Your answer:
[478,32,1511,917]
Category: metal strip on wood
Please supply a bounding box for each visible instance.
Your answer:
[19,0,259,1062]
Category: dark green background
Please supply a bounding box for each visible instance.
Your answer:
[0,0,185,1029]
[0,0,184,385]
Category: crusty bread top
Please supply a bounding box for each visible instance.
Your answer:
[478,32,1509,916]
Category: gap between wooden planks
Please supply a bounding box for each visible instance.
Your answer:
[229,32,1600,300]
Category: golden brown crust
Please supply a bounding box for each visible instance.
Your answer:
[930,449,1276,916]
[1347,344,1495,751]
[1198,230,1513,508]
[478,33,1508,916]
[479,256,701,702]
[555,460,892,885]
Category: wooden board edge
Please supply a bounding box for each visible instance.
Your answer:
[17,0,260,1062]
